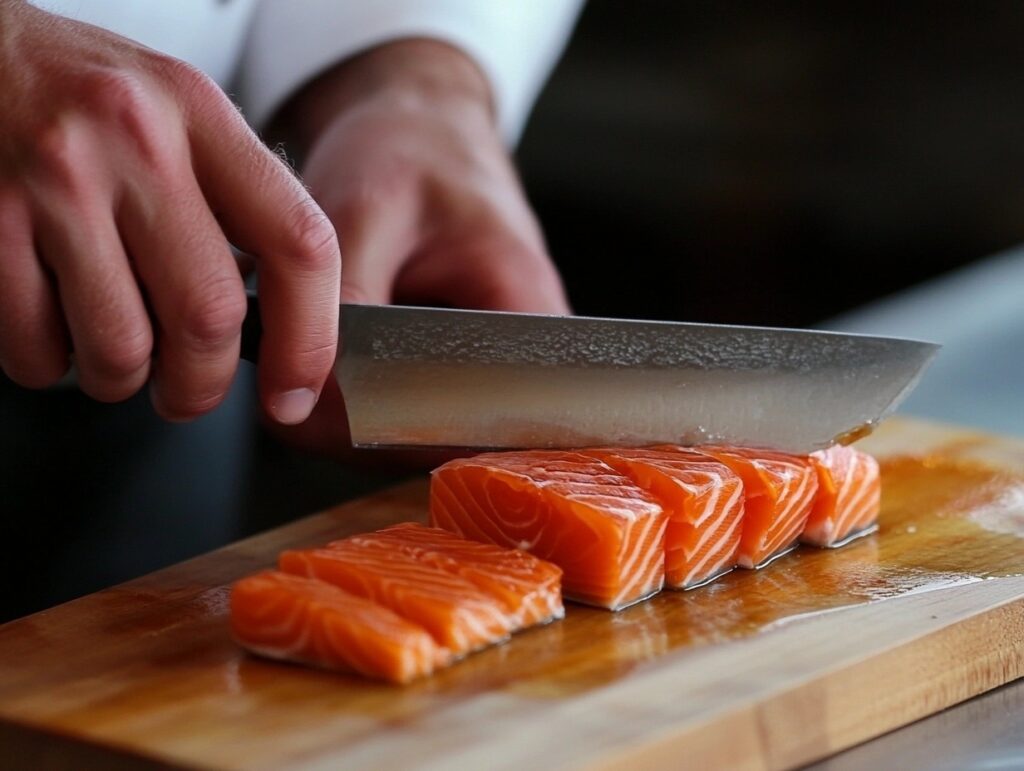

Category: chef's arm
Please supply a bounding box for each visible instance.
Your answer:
[239,1,581,457]
[238,0,581,311]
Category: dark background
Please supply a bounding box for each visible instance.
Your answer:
[520,1,1024,325]
[4,1,1024,622]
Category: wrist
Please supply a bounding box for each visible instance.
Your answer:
[273,38,495,152]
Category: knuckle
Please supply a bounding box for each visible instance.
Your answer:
[161,57,229,112]
[79,69,150,118]
[296,338,337,371]
[32,121,87,191]
[88,324,153,383]
[79,69,175,169]
[178,275,246,349]
[281,199,340,273]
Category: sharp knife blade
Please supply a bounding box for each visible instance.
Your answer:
[334,303,939,453]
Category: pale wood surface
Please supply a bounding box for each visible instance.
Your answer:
[1,416,1022,770]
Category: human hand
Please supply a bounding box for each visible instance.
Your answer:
[266,39,569,459]
[0,0,340,424]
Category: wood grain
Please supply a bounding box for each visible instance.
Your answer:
[0,417,1022,770]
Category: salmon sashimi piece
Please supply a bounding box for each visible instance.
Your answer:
[230,571,449,684]
[803,445,881,547]
[279,543,514,656]
[340,523,564,628]
[663,445,819,568]
[583,448,744,589]
[430,450,667,611]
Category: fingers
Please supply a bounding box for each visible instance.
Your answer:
[118,172,246,420]
[0,191,70,387]
[31,181,153,402]
[328,184,419,306]
[185,83,340,424]
[395,231,572,315]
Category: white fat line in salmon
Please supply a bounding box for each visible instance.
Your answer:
[611,516,666,608]
[685,481,743,561]
[681,511,742,584]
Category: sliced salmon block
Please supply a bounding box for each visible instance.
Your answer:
[340,523,564,628]
[279,543,514,656]
[803,445,881,547]
[430,450,667,610]
[583,448,744,589]
[230,571,449,684]
[666,445,818,568]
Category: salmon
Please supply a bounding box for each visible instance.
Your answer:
[583,448,744,589]
[430,451,667,610]
[665,446,819,568]
[230,571,449,684]
[803,445,881,546]
[279,543,514,656]
[339,523,564,628]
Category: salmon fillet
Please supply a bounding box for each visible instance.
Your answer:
[430,450,667,610]
[230,571,448,684]
[340,523,564,628]
[667,446,819,568]
[279,543,514,656]
[583,448,744,589]
[803,445,881,546]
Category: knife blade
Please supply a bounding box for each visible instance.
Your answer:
[241,292,939,453]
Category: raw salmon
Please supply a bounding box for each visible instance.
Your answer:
[665,446,819,568]
[583,448,744,589]
[279,543,514,656]
[339,523,564,628]
[430,451,667,610]
[230,571,449,684]
[803,445,881,546]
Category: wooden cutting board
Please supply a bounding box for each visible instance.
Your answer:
[1,417,1023,771]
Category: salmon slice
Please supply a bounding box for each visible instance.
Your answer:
[430,450,667,610]
[583,448,744,589]
[230,571,448,684]
[663,445,818,568]
[803,445,881,546]
[340,523,564,628]
[279,543,514,656]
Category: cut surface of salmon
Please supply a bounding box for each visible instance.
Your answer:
[583,448,744,589]
[340,523,564,628]
[230,571,448,684]
[430,450,667,610]
[803,445,881,547]
[664,445,819,569]
[279,543,514,656]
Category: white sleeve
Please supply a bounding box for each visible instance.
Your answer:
[238,0,583,145]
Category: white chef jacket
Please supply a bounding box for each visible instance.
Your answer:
[29,0,583,143]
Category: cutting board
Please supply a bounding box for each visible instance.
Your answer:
[1,417,1023,771]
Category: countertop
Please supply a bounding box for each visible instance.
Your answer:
[2,247,1023,769]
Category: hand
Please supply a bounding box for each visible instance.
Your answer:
[266,39,570,459]
[0,0,340,424]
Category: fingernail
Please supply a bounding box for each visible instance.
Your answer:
[271,388,317,425]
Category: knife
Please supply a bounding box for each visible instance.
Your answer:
[241,292,939,453]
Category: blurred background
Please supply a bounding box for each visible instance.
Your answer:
[519,1,1024,325]
[4,1,1024,621]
